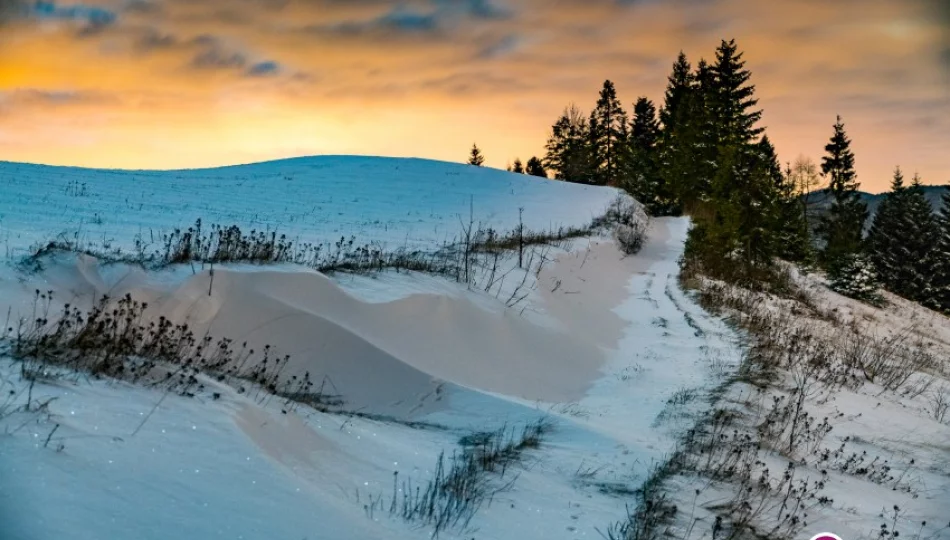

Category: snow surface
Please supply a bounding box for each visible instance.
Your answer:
[6,155,946,540]
[0,156,738,539]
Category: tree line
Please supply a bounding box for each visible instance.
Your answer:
[468,38,950,314]
[467,143,547,178]
[535,40,817,281]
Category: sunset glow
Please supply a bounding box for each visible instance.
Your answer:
[1,0,948,191]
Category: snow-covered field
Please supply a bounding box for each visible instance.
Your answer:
[2,155,947,540]
[0,157,736,540]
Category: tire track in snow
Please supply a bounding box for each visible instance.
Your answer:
[663,276,706,338]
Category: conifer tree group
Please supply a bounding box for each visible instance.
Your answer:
[525,38,950,311]
[867,169,942,306]
[541,39,812,280]
[928,191,950,312]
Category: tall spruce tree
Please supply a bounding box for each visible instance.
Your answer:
[927,191,950,313]
[589,80,628,186]
[543,104,596,183]
[689,59,721,199]
[659,52,693,132]
[710,39,763,145]
[468,143,485,166]
[867,167,908,293]
[899,174,940,301]
[525,156,547,178]
[656,52,695,213]
[624,97,663,211]
[817,116,868,275]
[683,39,765,220]
[659,56,719,209]
[694,40,779,271]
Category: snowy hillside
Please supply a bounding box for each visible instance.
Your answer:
[0,156,618,257]
[0,156,738,540]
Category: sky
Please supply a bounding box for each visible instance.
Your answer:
[0,0,948,193]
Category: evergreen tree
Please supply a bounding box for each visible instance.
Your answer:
[927,191,950,313]
[759,136,811,262]
[468,143,485,166]
[710,39,763,145]
[589,80,628,186]
[662,58,719,208]
[677,39,765,215]
[689,59,721,200]
[512,158,524,174]
[701,140,781,270]
[658,52,692,132]
[899,174,940,301]
[817,116,868,275]
[690,40,778,272]
[830,254,884,306]
[657,53,695,212]
[623,97,663,211]
[525,157,547,178]
[543,104,596,183]
[867,167,908,293]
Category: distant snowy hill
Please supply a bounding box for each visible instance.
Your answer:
[806,184,949,223]
[0,156,620,258]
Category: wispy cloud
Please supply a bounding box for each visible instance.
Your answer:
[246,60,281,77]
[0,89,113,108]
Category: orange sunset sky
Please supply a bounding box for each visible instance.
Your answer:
[0,0,948,192]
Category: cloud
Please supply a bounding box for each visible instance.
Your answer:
[185,35,284,78]
[0,0,118,30]
[123,0,162,14]
[0,0,26,25]
[420,71,528,95]
[307,7,439,37]
[32,1,117,25]
[134,27,177,51]
[303,0,510,38]
[923,0,950,69]
[435,0,512,20]
[191,47,247,70]
[0,89,114,108]
[477,34,520,58]
[246,60,281,77]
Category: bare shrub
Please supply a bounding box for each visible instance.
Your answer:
[615,220,648,255]
[838,327,936,393]
[370,418,552,537]
[929,386,950,424]
[599,460,679,540]
[23,202,637,293]
[7,290,306,401]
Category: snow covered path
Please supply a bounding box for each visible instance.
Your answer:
[534,217,739,469]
